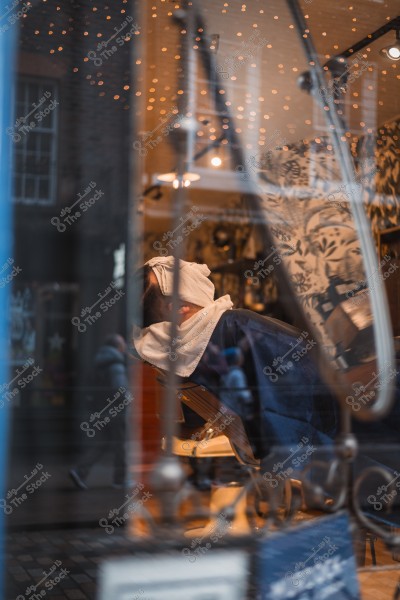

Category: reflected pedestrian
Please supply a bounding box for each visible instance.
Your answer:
[69,334,130,490]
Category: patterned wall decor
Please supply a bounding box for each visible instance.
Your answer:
[143,117,399,355]
[355,117,400,233]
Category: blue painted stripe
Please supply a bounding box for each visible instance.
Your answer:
[0,3,16,597]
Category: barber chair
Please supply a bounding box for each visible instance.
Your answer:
[157,373,304,535]
[162,427,252,536]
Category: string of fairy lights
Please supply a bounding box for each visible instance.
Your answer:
[133,1,399,174]
[19,1,398,162]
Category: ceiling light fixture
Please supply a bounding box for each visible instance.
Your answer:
[211,145,222,167]
[211,155,222,167]
[380,29,400,61]
[156,171,201,188]
[298,16,400,95]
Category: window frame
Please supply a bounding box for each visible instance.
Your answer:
[13,75,59,206]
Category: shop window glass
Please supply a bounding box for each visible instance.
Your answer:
[12,77,58,205]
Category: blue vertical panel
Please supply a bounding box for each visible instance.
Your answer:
[0,0,15,596]
[256,512,360,600]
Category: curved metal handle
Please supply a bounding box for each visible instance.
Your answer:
[286,0,396,421]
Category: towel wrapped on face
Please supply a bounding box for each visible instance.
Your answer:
[145,256,216,308]
[133,256,233,377]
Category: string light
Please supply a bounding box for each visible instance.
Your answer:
[70,0,390,176]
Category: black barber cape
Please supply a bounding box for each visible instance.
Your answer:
[187,309,400,508]
[187,309,338,461]
[133,307,400,498]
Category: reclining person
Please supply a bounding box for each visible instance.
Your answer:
[132,256,400,518]
[131,256,338,463]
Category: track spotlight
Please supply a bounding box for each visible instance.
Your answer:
[380,29,400,61]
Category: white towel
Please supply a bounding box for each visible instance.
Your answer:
[132,294,233,377]
[145,256,215,308]
[133,256,233,376]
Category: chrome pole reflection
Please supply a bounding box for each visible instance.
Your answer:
[150,0,197,527]
[286,0,395,421]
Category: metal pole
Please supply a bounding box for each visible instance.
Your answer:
[150,0,196,527]
[126,0,144,510]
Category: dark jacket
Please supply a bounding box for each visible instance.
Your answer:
[189,309,339,459]
[189,310,400,501]
[94,344,129,403]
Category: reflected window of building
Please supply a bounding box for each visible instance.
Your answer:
[13,77,58,205]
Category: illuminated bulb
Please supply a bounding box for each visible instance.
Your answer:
[158,172,200,187]
[173,178,191,188]
[211,156,222,167]
[388,46,400,60]
[380,31,400,61]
